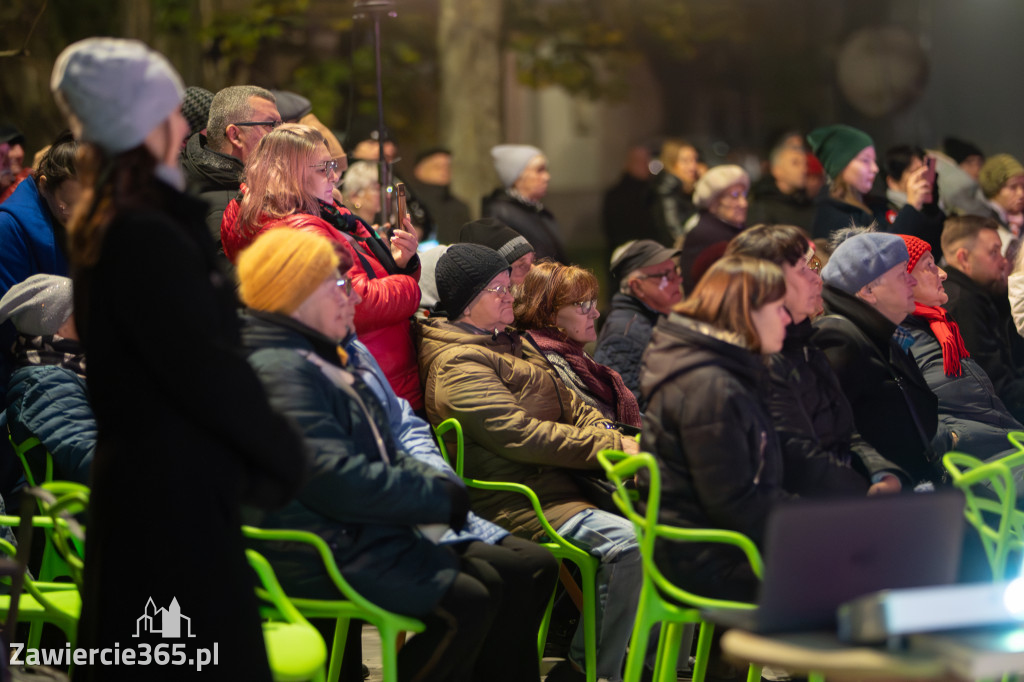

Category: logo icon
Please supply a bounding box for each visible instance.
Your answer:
[133,597,195,638]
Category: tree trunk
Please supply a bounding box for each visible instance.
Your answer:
[438,0,503,220]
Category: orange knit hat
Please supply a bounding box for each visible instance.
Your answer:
[237,227,339,314]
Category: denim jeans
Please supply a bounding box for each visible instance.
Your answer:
[556,508,642,682]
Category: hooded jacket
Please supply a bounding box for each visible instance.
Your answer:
[222,197,425,409]
[640,314,789,595]
[814,285,950,486]
[242,311,460,615]
[416,318,624,540]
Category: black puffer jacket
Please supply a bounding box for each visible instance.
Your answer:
[593,293,661,403]
[641,314,790,600]
[481,188,569,263]
[814,286,951,487]
[766,318,880,496]
[180,132,244,246]
[903,313,1022,460]
[943,267,1024,424]
[746,176,814,233]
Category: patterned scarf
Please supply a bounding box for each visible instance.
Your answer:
[913,303,970,377]
[13,334,87,378]
[529,327,642,427]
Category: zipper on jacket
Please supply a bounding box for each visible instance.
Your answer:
[753,430,767,485]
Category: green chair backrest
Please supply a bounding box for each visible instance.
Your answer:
[943,450,1024,581]
[7,427,53,489]
[597,449,764,610]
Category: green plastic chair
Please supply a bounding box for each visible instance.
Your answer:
[433,417,599,682]
[596,450,768,682]
[943,450,1024,581]
[242,526,425,682]
[7,428,54,489]
[247,549,328,682]
[0,511,81,650]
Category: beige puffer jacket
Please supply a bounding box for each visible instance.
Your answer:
[416,318,624,540]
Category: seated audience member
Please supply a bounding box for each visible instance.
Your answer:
[978,154,1024,255]
[222,123,424,410]
[180,85,282,243]
[881,145,946,253]
[678,164,750,293]
[0,125,31,204]
[941,215,1024,423]
[340,159,385,229]
[641,256,792,601]
[0,131,81,409]
[593,239,682,402]
[648,138,699,244]
[747,137,815,232]
[238,228,554,682]
[898,234,1022,461]
[407,147,471,245]
[946,137,984,182]
[483,144,569,263]
[459,218,536,286]
[814,231,953,489]
[1,275,93,485]
[726,225,896,496]
[417,243,641,682]
[514,261,642,429]
[807,125,929,242]
[935,138,989,219]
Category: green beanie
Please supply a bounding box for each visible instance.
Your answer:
[806,125,875,181]
[979,154,1024,199]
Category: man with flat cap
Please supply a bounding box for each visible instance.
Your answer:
[593,239,682,403]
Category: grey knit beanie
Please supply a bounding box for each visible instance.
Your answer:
[435,244,511,320]
[51,37,185,155]
[491,144,543,188]
[0,275,74,336]
[821,232,908,294]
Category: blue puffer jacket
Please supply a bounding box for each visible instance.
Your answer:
[6,364,95,485]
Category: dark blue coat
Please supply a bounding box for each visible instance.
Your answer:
[242,312,461,617]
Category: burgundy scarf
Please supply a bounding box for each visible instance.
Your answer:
[530,328,642,427]
[914,303,970,377]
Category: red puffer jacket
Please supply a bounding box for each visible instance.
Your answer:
[221,198,424,409]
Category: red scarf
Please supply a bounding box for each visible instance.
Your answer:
[913,303,970,377]
[529,328,642,428]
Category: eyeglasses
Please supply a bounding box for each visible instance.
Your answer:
[637,266,682,284]
[334,277,353,296]
[721,189,749,202]
[233,120,283,129]
[483,285,512,296]
[311,159,341,177]
[573,299,598,315]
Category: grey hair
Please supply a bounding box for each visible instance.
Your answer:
[828,221,879,252]
[341,160,380,199]
[206,85,275,152]
[620,268,644,295]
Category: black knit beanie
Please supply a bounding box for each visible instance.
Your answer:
[435,243,511,320]
[458,218,535,265]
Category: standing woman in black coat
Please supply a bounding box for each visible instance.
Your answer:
[53,38,306,681]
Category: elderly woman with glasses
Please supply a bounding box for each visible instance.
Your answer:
[417,243,642,682]
[514,261,642,429]
[221,123,427,410]
[678,164,751,294]
[341,159,384,229]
